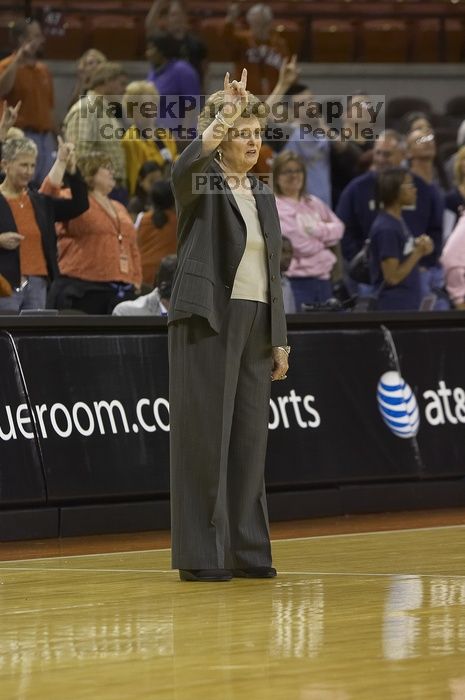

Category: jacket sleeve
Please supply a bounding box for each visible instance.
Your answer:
[49,170,89,222]
[171,135,218,208]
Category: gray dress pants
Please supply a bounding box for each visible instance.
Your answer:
[168,299,273,570]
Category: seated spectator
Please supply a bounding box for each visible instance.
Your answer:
[145,1,207,88]
[113,253,176,316]
[146,31,200,138]
[63,62,128,197]
[280,236,296,313]
[440,213,465,309]
[222,3,290,95]
[0,137,88,313]
[127,161,163,220]
[136,180,177,289]
[369,167,434,311]
[47,153,141,314]
[122,80,177,195]
[444,145,465,234]
[67,48,107,110]
[273,151,344,310]
[0,18,56,186]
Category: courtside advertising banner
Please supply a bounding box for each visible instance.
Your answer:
[1,325,465,506]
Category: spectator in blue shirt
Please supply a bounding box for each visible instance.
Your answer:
[369,167,433,311]
[336,129,444,296]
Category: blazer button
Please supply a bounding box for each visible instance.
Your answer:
[272,297,277,303]
[271,275,276,281]
[269,253,274,259]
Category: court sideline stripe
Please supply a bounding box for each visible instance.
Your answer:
[1,522,464,564]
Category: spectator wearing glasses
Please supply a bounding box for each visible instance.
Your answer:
[47,153,141,314]
[273,151,344,310]
[336,130,443,295]
[406,128,450,193]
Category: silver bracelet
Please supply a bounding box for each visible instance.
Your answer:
[214,110,234,128]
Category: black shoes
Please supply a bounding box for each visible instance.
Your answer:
[179,569,233,582]
[232,567,277,579]
[178,567,277,581]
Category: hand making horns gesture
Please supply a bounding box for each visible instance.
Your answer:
[222,68,249,124]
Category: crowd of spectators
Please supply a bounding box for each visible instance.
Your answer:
[1,2,465,315]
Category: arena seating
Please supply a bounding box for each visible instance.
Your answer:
[1,0,465,63]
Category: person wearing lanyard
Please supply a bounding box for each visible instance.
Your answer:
[46,153,142,314]
[0,135,88,312]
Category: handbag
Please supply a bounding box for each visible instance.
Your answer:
[348,239,371,284]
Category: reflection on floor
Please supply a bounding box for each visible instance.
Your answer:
[0,524,464,699]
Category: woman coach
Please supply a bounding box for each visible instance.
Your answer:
[168,69,289,582]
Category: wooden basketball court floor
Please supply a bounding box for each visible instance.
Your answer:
[1,510,465,700]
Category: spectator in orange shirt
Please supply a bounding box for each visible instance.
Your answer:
[0,18,56,185]
[222,3,290,95]
[0,137,88,312]
[47,153,142,314]
[136,180,177,289]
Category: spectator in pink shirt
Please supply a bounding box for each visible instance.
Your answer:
[273,151,344,310]
[440,214,465,309]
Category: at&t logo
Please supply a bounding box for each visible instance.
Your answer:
[377,371,420,439]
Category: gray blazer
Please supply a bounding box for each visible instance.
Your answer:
[168,135,287,346]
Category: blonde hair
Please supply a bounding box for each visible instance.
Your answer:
[77,48,106,72]
[77,152,113,189]
[124,80,158,98]
[6,126,25,140]
[1,137,37,163]
[197,91,267,135]
[454,145,465,185]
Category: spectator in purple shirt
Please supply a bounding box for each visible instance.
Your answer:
[146,30,201,140]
